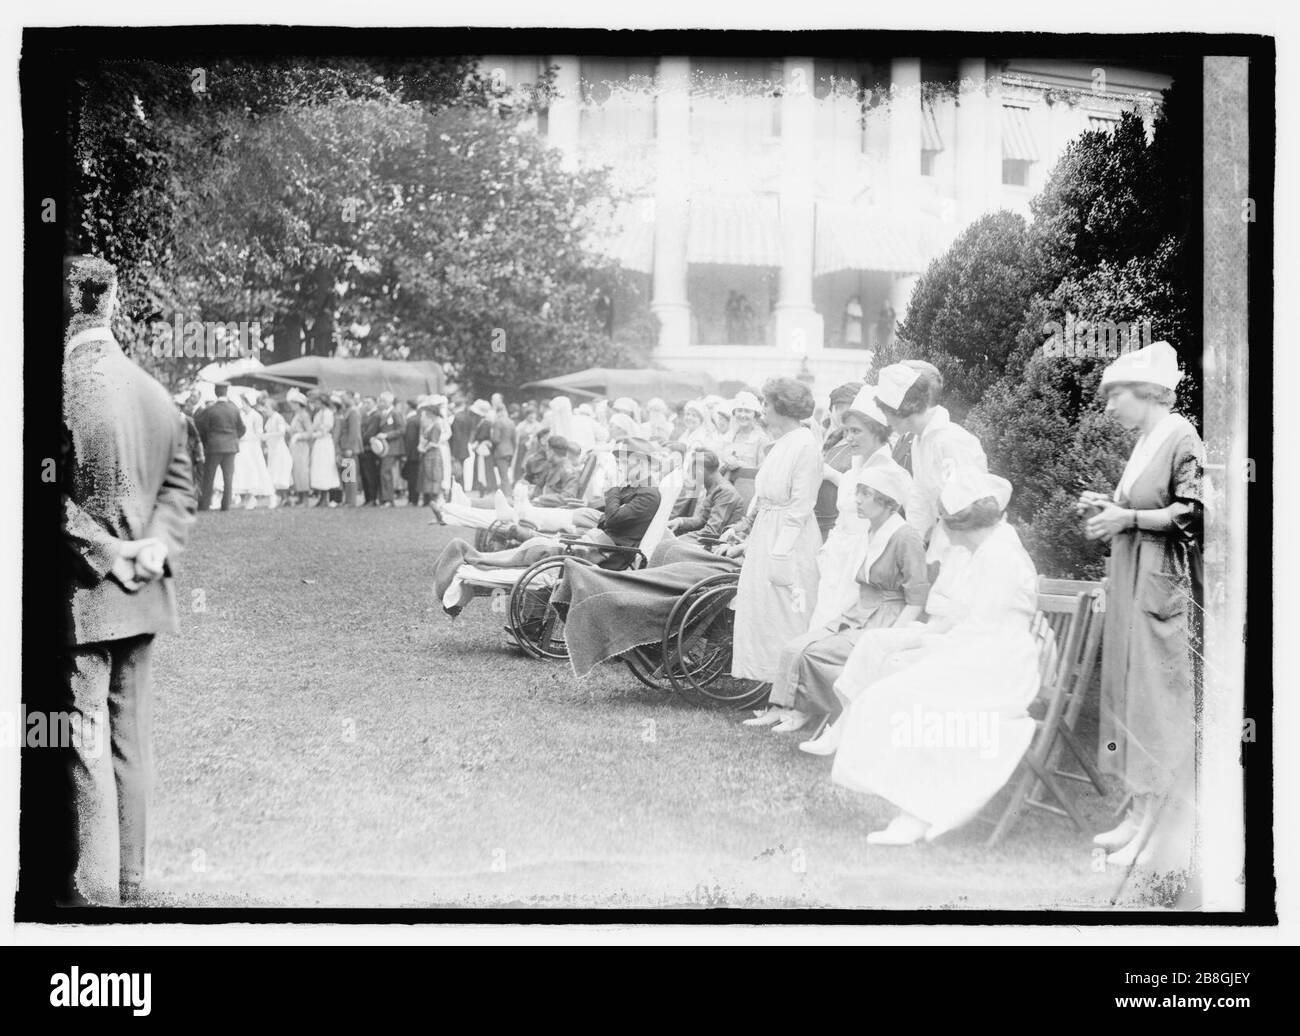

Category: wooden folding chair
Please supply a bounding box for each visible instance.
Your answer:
[983,584,1107,846]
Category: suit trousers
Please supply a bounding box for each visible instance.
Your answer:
[200,452,236,510]
[66,634,155,905]
[360,453,380,503]
[338,455,358,507]
[379,455,401,503]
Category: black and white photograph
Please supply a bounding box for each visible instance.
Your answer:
[6,7,1281,937]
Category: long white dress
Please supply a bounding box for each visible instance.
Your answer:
[262,410,293,490]
[830,521,1040,839]
[309,407,340,490]
[230,407,275,498]
[808,443,894,631]
[730,425,823,681]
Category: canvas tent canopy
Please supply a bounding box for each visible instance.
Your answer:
[520,367,718,405]
[226,357,446,399]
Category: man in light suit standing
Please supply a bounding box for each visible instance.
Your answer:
[60,256,196,905]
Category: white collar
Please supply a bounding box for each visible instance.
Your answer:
[1116,412,1184,501]
[854,510,906,580]
[917,406,951,440]
[65,325,115,356]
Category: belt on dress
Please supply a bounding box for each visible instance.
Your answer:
[855,584,904,606]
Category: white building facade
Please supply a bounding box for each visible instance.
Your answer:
[482,55,1172,398]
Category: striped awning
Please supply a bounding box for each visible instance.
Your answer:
[921,103,944,152]
[687,195,781,267]
[1002,105,1039,161]
[587,201,655,274]
[813,203,944,276]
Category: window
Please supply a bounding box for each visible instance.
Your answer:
[920,100,943,177]
[1002,159,1031,187]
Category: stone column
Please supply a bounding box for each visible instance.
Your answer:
[546,55,581,170]
[888,57,922,207]
[651,56,691,353]
[773,56,823,361]
[956,57,991,224]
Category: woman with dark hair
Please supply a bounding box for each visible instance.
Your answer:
[830,468,1040,845]
[874,360,987,574]
[1076,341,1204,868]
[814,381,864,538]
[721,377,823,721]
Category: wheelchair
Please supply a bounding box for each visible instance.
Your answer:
[517,536,768,711]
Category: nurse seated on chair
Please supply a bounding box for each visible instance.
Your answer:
[751,461,928,741]
[829,467,1041,846]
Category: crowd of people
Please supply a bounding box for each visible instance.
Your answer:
[434,344,1205,859]
[51,248,1206,909]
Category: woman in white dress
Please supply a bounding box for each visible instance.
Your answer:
[287,389,313,505]
[719,378,823,711]
[230,394,276,508]
[830,468,1040,845]
[308,393,340,506]
[258,394,293,505]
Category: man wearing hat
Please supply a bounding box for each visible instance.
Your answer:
[529,434,580,504]
[334,391,362,507]
[371,391,406,506]
[588,437,661,570]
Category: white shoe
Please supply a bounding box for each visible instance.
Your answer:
[772,711,812,734]
[742,709,786,728]
[799,719,843,756]
[1092,815,1139,850]
[866,814,929,846]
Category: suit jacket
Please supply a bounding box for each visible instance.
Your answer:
[403,413,422,462]
[677,478,745,538]
[361,407,383,453]
[194,398,245,455]
[450,410,477,461]
[63,327,196,645]
[374,408,405,458]
[490,413,517,459]
[335,405,361,454]
[598,484,661,547]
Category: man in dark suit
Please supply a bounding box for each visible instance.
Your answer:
[60,256,196,905]
[335,391,362,507]
[402,399,422,502]
[449,396,477,488]
[193,382,244,511]
[373,392,405,506]
[359,396,382,505]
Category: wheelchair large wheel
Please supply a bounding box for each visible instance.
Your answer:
[663,577,769,709]
[621,644,674,692]
[507,554,592,661]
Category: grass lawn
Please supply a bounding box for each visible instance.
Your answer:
[144,503,1144,910]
